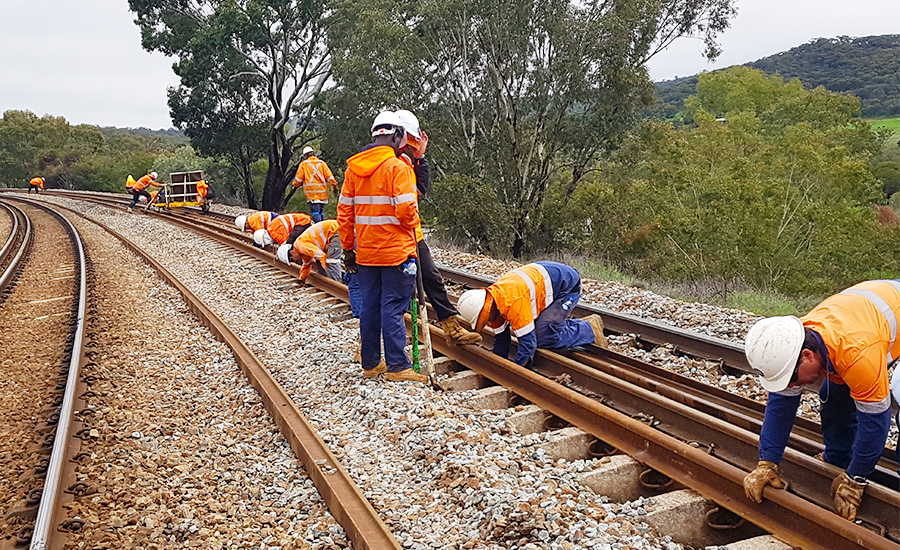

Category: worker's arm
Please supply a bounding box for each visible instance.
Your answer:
[337,177,356,251]
[413,157,430,196]
[393,164,420,231]
[492,324,511,360]
[512,330,537,366]
[758,391,801,464]
[847,406,891,478]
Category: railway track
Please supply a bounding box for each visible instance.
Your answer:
[21,190,900,549]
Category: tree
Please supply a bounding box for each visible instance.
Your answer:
[129,0,331,210]
[329,0,736,257]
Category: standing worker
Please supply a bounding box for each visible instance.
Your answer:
[128,172,161,211]
[742,279,898,521]
[28,177,44,194]
[276,220,343,284]
[291,146,338,223]
[456,261,607,367]
[395,109,481,347]
[253,212,312,248]
[338,111,424,383]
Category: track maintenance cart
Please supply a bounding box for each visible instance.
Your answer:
[148,170,210,213]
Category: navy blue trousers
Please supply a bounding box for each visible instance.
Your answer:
[309,203,325,223]
[358,264,415,372]
[534,289,595,350]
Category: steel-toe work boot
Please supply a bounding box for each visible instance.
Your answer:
[440,315,482,346]
[362,360,386,378]
[384,368,428,383]
[585,314,608,348]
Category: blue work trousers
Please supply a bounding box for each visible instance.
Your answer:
[358,265,415,372]
[820,378,856,469]
[309,203,325,223]
[534,289,595,350]
[344,271,361,318]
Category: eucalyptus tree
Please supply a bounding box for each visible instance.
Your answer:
[129,0,331,210]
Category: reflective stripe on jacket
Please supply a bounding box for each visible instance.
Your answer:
[133,174,159,191]
[292,156,337,203]
[486,261,580,339]
[294,220,339,279]
[800,279,896,411]
[337,146,419,266]
[247,211,278,233]
[399,154,424,242]
[267,213,312,245]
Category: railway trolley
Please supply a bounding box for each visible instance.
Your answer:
[148,170,210,213]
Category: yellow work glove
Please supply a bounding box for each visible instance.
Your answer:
[831,471,866,521]
[743,460,784,503]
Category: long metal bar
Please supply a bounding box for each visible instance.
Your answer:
[0,200,32,293]
[0,201,21,264]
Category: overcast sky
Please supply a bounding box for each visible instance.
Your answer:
[0,0,897,130]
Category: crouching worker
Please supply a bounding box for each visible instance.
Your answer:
[253,212,311,249]
[128,172,161,212]
[29,176,44,194]
[276,220,342,284]
[456,261,607,368]
[742,279,899,522]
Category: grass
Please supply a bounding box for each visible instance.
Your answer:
[868,116,900,133]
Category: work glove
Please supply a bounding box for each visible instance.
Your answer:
[743,460,784,503]
[831,471,866,521]
[343,249,357,274]
[297,278,308,288]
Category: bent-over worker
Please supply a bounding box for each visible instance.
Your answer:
[253,212,311,248]
[743,279,899,521]
[129,172,161,211]
[456,261,607,368]
[276,219,342,284]
[29,176,44,194]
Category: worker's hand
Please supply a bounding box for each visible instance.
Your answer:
[743,460,784,503]
[831,471,866,521]
[343,249,357,273]
[412,130,428,158]
[297,278,308,288]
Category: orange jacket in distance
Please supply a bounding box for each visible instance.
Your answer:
[134,173,160,191]
[801,279,897,409]
[485,263,554,338]
[337,146,419,266]
[294,220,339,279]
[266,213,312,245]
[125,175,136,189]
[292,156,338,203]
[247,211,278,232]
[30,177,44,189]
[197,179,209,198]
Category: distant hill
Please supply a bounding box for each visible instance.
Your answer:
[650,34,900,118]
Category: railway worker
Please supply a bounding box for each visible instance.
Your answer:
[395,109,481,347]
[742,280,899,522]
[28,176,44,194]
[292,146,338,223]
[337,111,425,383]
[276,219,343,284]
[235,211,278,234]
[197,179,209,203]
[893,368,899,465]
[253,212,312,249]
[456,261,608,368]
[128,172,161,212]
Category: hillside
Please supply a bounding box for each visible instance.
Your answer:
[650,34,900,118]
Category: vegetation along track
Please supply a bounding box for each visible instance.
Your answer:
[27,191,900,549]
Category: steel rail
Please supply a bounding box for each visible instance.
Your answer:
[2,198,89,550]
[0,200,32,294]
[0,201,19,263]
[46,201,402,550]
[48,191,900,547]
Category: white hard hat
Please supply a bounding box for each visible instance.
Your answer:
[395,109,421,139]
[276,243,292,264]
[150,172,158,179]
[457,289,487,330]
[302,146,315,155]
[744,316,804,392]
[253,229,274,247]
[235,215,248,231]
[371,111,403,136]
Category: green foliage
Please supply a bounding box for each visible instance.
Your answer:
[425,174,514,255]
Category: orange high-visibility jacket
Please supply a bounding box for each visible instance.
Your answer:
[292,156,337,203]
[801,279,896,411]
[399,154,424,243]
[125,175,136,189]
[30,177,44,189]
[247,211,278,232]
[133,173,160,191]
[484,263,555,338]
[293,220,339,279]
[197,180,208,198]
[337,146,419,266]
[266,213,312,245]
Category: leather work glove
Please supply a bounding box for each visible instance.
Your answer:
[343,249,357,274]
[743,460,784,503]
[831,471,866,521]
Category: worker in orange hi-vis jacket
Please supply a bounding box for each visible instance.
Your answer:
[28,176,44,194]
[253,212,311,248]
[337,111,425,383]
[234,211,278,234]
[291,146,338,223]
[128,172,161,211]
[275,220,342,284]
[742,280,900,522]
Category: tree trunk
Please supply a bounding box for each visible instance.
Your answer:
[262,147,288,212]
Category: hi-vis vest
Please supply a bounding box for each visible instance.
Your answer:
[247,211,278,232]
[293,156,335,203]
[487,263,555,338]
[799,279,896,412]
[295,220,339,279]
[267,213,311,245]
